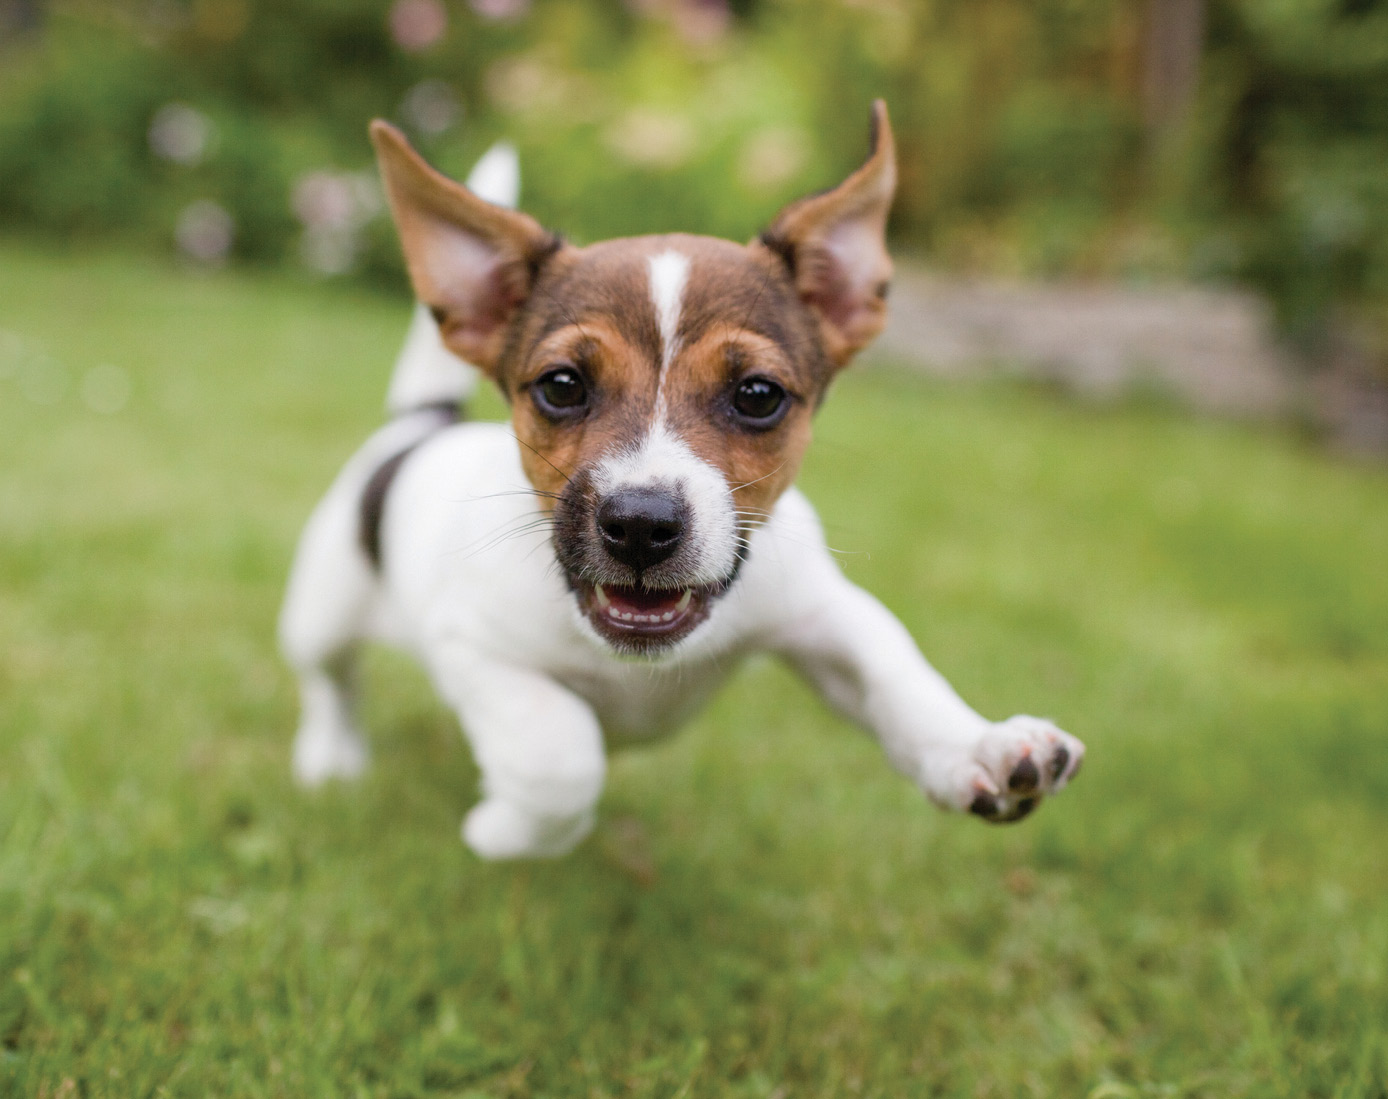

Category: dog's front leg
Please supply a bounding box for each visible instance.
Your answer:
[775,574,1084,823]
[427,645,606,859]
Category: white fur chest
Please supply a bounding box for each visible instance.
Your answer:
[379,422,769,742]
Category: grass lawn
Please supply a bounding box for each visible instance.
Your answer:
[2,241,1386,1098]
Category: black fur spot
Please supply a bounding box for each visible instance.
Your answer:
[359,404,460,569]
[757,229,797,278]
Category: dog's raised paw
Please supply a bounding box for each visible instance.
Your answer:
[964,715,1085,824]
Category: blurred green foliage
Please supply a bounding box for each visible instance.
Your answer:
[0,0,1385,365]
[1202,1,1388,351]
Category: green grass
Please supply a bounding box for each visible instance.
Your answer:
[2,241,1386,1098]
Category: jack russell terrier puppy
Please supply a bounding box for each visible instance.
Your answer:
[279,102,1085,859]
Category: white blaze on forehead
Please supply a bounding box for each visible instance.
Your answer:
[647,249,690,412]
[591,248,737,587]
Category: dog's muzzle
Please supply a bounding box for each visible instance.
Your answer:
[553,477,736,654]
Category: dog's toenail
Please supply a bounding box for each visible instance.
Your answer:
[1048,746,1069,781]
[970,792,997,818]
[1009,756,1040,793]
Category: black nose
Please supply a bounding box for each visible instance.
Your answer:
[596,488,686,573]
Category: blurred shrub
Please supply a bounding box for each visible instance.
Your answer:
[0,28,299,264]
[1198,0,1388,356]
[0,0,1384,370]
[0,38,171,237]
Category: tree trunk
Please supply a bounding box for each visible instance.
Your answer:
[1142,0,1206,137]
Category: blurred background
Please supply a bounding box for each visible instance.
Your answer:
[4,5,1388,1093]
[2,0,1387,449]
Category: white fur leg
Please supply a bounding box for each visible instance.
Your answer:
[463,798,596,860]
[280,463,382,786]
[768,556,1086,827]
[427,651,608,860]
[292,666,369,786]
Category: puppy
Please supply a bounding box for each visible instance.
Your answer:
[279,102,1085,859]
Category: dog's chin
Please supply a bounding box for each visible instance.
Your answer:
[572,578,722,654]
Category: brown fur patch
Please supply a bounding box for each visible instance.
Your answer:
[371,121,562,374]
[758,100,897,366]
[497,235,831,520]
[507,314,658,503]
[662,321,815,519]
[359,404,460,568]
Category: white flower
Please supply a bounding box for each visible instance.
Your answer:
[389,0,447,52]
[299,226,359,276]
[293,172,357,231]
[737,126,810,193]
[469,0,529,21]
[604,108,695,169]
[149,103,214,165]
[175,200,235,264]
[402,79,462,137]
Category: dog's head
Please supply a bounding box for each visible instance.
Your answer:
[371,103,896,654]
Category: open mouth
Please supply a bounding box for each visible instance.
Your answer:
[575,580,718,649]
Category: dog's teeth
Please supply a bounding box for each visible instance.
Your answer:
[596,588,693,627]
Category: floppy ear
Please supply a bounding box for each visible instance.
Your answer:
[758,100,897,367]
[369,121,559,375]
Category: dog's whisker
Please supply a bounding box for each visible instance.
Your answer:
[447,487,564,507]
[506,429,575,487]
[444,513,556,562]
[729,461,787,493]
[518,538,558,565]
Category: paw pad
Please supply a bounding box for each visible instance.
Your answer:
[969,792,1039,824]
[1008,755,1040,794]
[963,716,1085,826]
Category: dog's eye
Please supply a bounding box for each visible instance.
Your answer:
[532,367,588,418]
[731,377,789,427]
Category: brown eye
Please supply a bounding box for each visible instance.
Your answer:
[731,377,789,427]
[532,367,588,419]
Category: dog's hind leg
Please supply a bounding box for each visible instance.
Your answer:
[289,654,369,786]
[279,480,376,786]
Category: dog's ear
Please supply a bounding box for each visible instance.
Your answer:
[370,121,559,375]
[758,100,896,368]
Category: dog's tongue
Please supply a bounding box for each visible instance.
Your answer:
[595,583,691,615]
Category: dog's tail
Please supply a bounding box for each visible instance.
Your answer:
[384,141,520,416]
